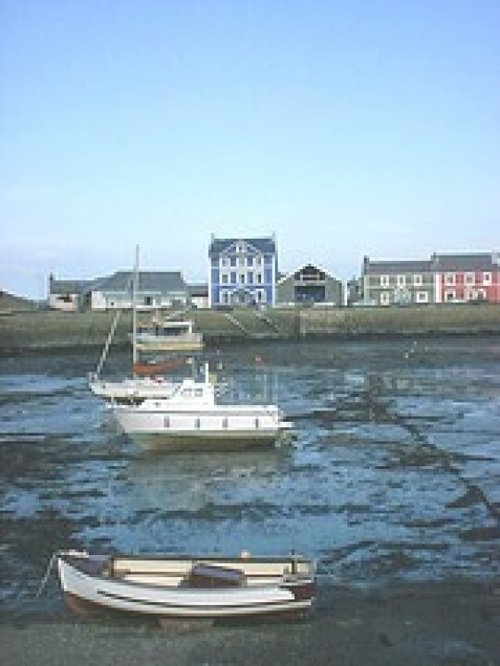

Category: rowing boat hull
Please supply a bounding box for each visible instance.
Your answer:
[57,554,315,620]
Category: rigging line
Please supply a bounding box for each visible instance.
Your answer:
[93,267,136,378]
[94,308,122,378]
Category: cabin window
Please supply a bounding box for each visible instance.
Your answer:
[222,417,228,429]
[164,416,170,428]
[254,418,260,429]
[195,418,201,429]
[181,389,192,398]
[194,388,203,397]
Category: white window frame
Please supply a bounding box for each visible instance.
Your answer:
[380,275,390,287]
[445,272,455,286]
[465,272,475,285]
[380,292,390,306]
[445,289,456,302]
[397,274,406,287]
[416,291,428,303]
[413,274,423,286]
[483,272,492,285]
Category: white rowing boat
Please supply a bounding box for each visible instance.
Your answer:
[56,551,315,621]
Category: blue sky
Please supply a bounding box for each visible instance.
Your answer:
[1,0,499,298]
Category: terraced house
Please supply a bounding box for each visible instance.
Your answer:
[361,257,434,306]
[362,252,500,306]
[208,236,277,307]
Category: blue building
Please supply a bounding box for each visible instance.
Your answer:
[208,236,277,307]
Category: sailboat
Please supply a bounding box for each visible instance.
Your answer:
[88,247,179,403]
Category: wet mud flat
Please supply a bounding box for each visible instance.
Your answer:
[1,337,500,663]
[2,581,500,666]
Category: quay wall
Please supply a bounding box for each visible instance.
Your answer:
[0,305,499,354]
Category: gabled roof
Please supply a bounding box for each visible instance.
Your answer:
[277,262,340,285]
[95,271,187,293]
[209,236,276,257]
[432,253,496,272]
[364,259,432,275]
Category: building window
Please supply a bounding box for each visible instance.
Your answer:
[239,274,245,283]
[247,271,254,284]
[380,275,390,287]
[380,292,390,306]
[413,274,423,286]
[256,256,262,266]
[476,289,487,300]
[445,290,456,302]
[221,274,228,284]
[483,272,492,285]
[221,257,229,268]
[445,273,455,286]
[230,257,237,267]
[230,272,237,284]
[256,273,262,284]
[247,256,254,267]
[397,275,406,287]
[465,272,475,285]
[222,291,229,304]
[416,291,428,303]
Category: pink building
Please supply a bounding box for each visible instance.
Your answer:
[432,253,500,304]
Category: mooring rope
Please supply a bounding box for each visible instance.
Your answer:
[35,552,58,598]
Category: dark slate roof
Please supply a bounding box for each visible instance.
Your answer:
[187,283,208,296]
[431,253,496,272]
[209,236,276,257]
[96,271,186,293]
[50,278,93,294]
[364,259,432,275]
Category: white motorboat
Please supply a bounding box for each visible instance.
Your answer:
[112,365,292,451]
[56,550,315,622]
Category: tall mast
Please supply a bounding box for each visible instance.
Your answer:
[132,244,139,370]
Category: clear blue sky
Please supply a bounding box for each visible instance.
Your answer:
[1,0,499,299]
